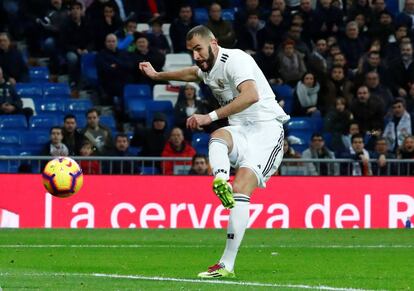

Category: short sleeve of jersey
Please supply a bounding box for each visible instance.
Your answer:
[225,51,256,89]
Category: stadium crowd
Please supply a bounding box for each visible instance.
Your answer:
[1,0,414,175]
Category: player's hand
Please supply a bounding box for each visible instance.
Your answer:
[139,62,158,80]
[186,114,212,130]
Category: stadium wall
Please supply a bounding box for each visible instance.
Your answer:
[0,175,413,229]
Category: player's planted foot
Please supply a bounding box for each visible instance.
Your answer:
[197,262,235,278]
[213,178,234,209]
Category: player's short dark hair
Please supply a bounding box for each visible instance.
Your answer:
[50,126,62,134]
[86,108,100,117]
[186,25,215,41]
[64,114,76,122]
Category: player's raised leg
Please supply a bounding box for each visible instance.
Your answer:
[208,129,235,209]
[198,167,256,278]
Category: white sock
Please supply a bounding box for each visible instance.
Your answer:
[209,138,230,180]
[220,194,250,271]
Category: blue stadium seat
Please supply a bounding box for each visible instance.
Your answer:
[127,99,147,120]
[21,130,50,151]
[29,114,61,129]
[35,98,66,114]
[123,84,152,107]
[191,132,210,155]
[194,8,209,24]
[286,117,321,132]
[0,115,28,130]
[287,134,310,154]
[272,84,294,114]
[140,166,160,175]
[42,83,71,98]
[81,52,98,86]
[29,66,50,83]
[145,100,174,129]
[73,113,87,128]
[15,83,43,99]
[65,99,93,113]
[100,115,116,130]
[0,131,21,146]
[222,8,235,21]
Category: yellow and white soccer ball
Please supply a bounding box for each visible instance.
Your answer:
[42,157,83,198]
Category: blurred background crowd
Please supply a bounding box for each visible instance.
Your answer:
[1,0,414,176]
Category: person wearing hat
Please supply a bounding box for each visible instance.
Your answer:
[131,112,168,171]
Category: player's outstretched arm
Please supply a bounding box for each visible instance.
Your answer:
[139,62,200,82]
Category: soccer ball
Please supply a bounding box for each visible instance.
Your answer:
[42,157,83,198]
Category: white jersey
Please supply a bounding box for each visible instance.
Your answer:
[197,47,288,125]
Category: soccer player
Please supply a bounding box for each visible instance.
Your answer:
[139,25,289,278]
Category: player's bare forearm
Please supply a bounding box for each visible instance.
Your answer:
[139,62,200,82]
[215,80,259,119]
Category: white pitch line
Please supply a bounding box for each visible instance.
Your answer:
[0,271,384,291]
[0,244,412,249]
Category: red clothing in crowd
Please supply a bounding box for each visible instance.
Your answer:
[80,160,101,175]
[161,141,196,175]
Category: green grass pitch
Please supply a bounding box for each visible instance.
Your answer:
[0,229,412,290]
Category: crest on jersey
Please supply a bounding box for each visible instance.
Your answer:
[217,79,225,89]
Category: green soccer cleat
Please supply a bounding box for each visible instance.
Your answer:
[197,263,235,279]
[212,178,234,209]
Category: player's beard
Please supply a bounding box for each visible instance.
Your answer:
[196,46,215,72]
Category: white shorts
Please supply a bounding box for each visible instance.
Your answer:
[224,119,284,188]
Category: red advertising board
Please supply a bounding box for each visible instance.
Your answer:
[0,175,413,228]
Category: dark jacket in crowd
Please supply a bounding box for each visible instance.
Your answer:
[169,18,198,53]
[60,17,92,52]
[0,48,29,82]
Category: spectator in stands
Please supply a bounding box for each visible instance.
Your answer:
[292,72,321,117]
[86,0,121,23]
[79,140,100,174]
[405,83,414,113]
[384,25,409,63]
[339,21,368,70]
[271,0,292,24]
[371,137,396,176]
[324,97,353,153]
[116,16,137,51]
[62,114,84,156]
[340,121,361,153]
[174,82,207,140]
[371,0,387,21]
[323,65,354,107]
[276,39,307,86]
[383,98,414,153]
[348,0,373,27]
[169,4,197,53]
[161,127,196,175]
[188,154,210,175]
[132,33,165,84]
[103,133,138,174]
[396,0,414,31]
[96,33,133,107]
[131,112,168,171]
[284,23,311,58]
[254,41,282,85]
[0,32,29,84]
[342,133,372,176]
[234,0,265,30]
[0,66,32,120]
[35,0,68,79]
[236,10,264,55]
[302,133,338,175]
[91,2,122,51]
[365,71,393,111]
[307,38,329,78]
[146,17,171,54]
[81,108,113,155]
[387,42,414,98]
[369,10,394,48]
[298,0,316,46]
[278,138,302,175]
[41,126,69,157]
[354,50,387,87]
[60,1,92,92]
[206,2,236,49]
[124,0,164,22]
[312,0,343,40]
[398,135,414,175]
[256,8,286,50]
[350,85,385,134]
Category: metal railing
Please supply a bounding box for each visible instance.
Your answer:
[0,156,413,176]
